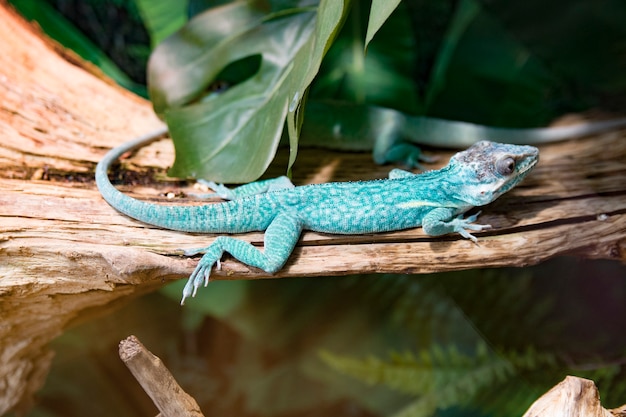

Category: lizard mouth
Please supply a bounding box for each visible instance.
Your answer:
[517,152,539,175]
[519,159,537,174]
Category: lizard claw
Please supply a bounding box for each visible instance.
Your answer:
[204,269,211,287]
[451,211,492,242]
[181,278,194,305]
[179,244,222,304]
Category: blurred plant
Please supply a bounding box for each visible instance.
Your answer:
[320,343,555,417]
[315,270,626,416]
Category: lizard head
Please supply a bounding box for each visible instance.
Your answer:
[448,140,539,206]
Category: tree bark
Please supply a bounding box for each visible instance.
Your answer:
[0,1,625,414]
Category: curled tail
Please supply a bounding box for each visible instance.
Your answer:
[95,126,265,233]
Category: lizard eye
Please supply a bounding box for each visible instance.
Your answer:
[496,157,516,176]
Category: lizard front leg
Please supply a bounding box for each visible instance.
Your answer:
[181,212,303,304]
[422,207,491,243]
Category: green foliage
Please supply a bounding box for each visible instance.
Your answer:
[148,1,348,182]
[481,0,626,92]
[161,278,248,318]
[144,0,626,182]
[314,269,626,416]
[320,342,559,417]
[9,0,147,95]
[310,1,420,114]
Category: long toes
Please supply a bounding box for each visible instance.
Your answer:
[464,223,491,231]
[204,269,210,287]
[193,268,205,291]
[181,281,194,305]
[458,229,478,242]
[464,213,480,223]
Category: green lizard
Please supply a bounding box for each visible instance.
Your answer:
[96,136,538,304]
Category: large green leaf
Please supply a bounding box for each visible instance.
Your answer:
[148,1,269,114]
[148,1,349,182]
[147,0,625,182]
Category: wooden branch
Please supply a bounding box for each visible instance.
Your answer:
[521,376,616,417]
[119,336,205,417]
[0,2,165,414]
[612,405,626,417]
[0,1,625,414]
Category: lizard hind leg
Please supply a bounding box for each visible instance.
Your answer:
[181,212,303,304]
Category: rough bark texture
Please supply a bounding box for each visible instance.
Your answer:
[0,2,165,413]
[0,1,625,414]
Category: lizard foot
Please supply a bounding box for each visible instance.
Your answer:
[450,211,492,243]
[181,253,220,305]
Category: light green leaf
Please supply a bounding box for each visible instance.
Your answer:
[148,1,270,114]
[134,0,189,47]
[167,11,315,182]
[290,1,351,99]
[364,0,401,51]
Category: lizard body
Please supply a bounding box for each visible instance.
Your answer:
[96,135,538,304]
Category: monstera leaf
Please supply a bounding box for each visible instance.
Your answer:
[148,1,348,183]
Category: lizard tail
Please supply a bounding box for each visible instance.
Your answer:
[95,126,269,233]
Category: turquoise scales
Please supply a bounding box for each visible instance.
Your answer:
[96,133,539,304]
